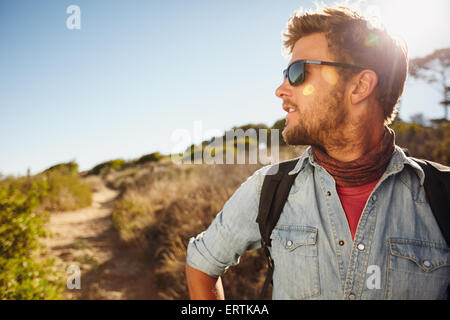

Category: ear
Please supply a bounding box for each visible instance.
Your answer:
[349,70,378,105]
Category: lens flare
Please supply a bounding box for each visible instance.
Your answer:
[370,0,448,55]
[365,33,380,47]
[303,84,315,96]
[321,66,339,86]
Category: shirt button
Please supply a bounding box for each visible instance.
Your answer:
[327,191,331,196]
[357,243,365,251]
[348,293,356,300]
[287,240,293,248]
[423,260,432,268]
[339,240,345,246]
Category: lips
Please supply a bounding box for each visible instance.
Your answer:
[283,103,297,113]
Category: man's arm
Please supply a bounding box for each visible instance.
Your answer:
[185,167,268,300]
[186,263,225,300]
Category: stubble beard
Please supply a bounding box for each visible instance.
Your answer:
[282,87,348,150]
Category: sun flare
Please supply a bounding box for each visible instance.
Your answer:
[366,0,450,57]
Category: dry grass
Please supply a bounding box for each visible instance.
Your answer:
[82,175,104,193]
[109,146,305,299]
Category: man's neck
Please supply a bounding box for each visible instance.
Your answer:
[320,124,386,163]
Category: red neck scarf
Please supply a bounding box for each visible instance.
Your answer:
[311,127,395,187]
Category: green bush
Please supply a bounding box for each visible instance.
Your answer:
[42,161,78,176]
[136,152,161,164]
[0,179,63,299]
[390,120,450,165]
[89,159,127,176]
[112,199,146,233]
[37,162,92,212]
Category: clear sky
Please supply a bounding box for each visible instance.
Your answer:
[1,0,449,176]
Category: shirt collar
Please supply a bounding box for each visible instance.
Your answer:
[287,145,426,186]
[389,145,426,185]
[288,146,315,175]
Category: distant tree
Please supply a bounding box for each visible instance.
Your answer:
[409,113,426,126]
[409,48,450,120]
[136,152,161,164]
[430,118,449,128]
[42,161,79,176]
[89,159,126,175]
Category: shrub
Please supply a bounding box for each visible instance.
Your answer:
[136,152,161,164]
[89,159,127,176]
[0,179,64,299]
[37,162,92,212]
[42,161,78,176]
[112,198,148,241]
[390,120,450,165]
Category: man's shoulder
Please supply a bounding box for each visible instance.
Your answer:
[244,164,277,197]
[254,147,310,179]
[243,157,304,199]
[251,157,304,178]
[391,148,450,198]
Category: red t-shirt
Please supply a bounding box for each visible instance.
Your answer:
[336,179,379,240]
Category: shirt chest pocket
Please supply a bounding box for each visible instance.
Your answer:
[387,238,450,299]
[270,226,320,299]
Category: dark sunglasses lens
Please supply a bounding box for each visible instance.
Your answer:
[288,62,305,86]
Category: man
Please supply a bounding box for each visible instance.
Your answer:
[185,5,450,299]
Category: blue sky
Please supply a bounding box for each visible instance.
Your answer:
[1,0,449,176]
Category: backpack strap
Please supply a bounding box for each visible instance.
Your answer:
[256,158,300,299]
[409,158,450,247]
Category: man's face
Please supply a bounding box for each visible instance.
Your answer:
[275,33,349,148]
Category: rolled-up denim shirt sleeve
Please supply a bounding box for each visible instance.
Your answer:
[186,167,268,277]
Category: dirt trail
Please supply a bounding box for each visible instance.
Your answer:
[42,180,158,299]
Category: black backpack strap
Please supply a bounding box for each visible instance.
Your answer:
[256,158,301,299]
[410,158,450,247]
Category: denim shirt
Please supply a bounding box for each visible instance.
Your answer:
[186,146,450,300]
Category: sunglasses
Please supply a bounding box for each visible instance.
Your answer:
[283,59,366,86]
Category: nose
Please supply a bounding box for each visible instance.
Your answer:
[275,78,292,99]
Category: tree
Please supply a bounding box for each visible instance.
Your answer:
[409,48,450,120]
[136,152,161,164]
[409,113,426,126]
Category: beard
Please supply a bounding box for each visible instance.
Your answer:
[282,85,349,150]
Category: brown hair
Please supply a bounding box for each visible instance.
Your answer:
[283,5,408,125]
